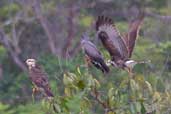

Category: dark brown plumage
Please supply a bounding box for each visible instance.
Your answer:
[26,59,54,97]
[123,14,144,58]
[96,16,128,68]
[96,15,144,72]
[81,34,110,73]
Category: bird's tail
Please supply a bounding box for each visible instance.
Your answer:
[44,87,54,97]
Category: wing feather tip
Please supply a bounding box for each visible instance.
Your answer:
[96,15,114,31]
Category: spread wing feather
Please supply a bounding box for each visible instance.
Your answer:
[124,14,144,58]
[96,16,128,60]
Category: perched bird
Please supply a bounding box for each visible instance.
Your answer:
[26,59,54,97]
[96,14,144,74]
[81,34,110,73]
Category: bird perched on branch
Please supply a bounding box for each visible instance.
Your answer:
[26,59,54,97]
[81,34,110,73]
[96,14,145,74]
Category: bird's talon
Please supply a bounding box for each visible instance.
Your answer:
[32,87,39,95]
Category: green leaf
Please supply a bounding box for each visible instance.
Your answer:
[145,81,153,95]
[87,76,95,88]
[93,79,101,88]
[130,103,136,114]
[153,92,161,102]
[64,87,72,96]
[130,79,139,92]
[140,102,146,114]
[67,72,78,80]
[66,94,82,113]
[76,80,86,90]
[53,103,61,113]
[135,102,141,113]
[108,87,114,99]
[81,97,92,109]
[107,111,116,114]
[80,16,93,27]
[77,67,81,75]
[63,73,74,86]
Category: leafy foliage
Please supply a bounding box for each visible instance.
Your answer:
[0,0,171,114]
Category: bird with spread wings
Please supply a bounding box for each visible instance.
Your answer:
[81,34,110,73]
[26,59,54,97]
[96,14,145,74]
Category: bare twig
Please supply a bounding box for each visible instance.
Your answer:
[69,41,81,57]
[62,3,76,58]
[31,0,57,55]
[91,88,115,114]
[92,88,107,108]
[0,29,27,72]
[11,21,22,54]
[145,11,171,22]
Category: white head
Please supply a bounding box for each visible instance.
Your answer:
[26,59,36,69]
[124,60,137,68]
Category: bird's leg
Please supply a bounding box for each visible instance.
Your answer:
[32,86,39,103]
[129,68,134,78]
[84,55,91,67]
[84,55,92,73]
[32,86,40,95]
[125,67,133,78]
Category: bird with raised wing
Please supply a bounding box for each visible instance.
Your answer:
[96,14,145,74]
[26,59,54,97]
[81,34,110,73]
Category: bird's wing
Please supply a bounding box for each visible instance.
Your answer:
[123,14,144,58]
[84,40,103,59]
[84,41,110,73]
[96,16,128,60]
[29,65,49,88]
[29,64,54,97]
[81,34,103,59]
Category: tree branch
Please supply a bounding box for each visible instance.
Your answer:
[92,88,107,108]
[31,0,57,55]
[69,42,81,58]
[145,11,171,22]
[62,4,76,58]
[91,88,114,114]
[0,28,27,72]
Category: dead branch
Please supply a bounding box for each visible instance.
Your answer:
[145,11,171,22]
[91,88,114,114]
[0,28,27,72]
[62,4,76,58]
[69,42,81,58]
[31,0,57,55]
[11,21,22,54]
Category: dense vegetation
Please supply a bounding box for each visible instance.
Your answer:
[0,0,171,114]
